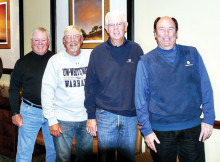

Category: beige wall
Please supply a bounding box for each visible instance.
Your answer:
[135,0,220,161]
[0,0,51,81]
[0,0,51,68]
[0,0,20,69]
[56,0,127,53]
[23,0,51,55]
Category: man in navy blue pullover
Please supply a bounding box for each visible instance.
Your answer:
[84,10,143,162]
[135,16,215,162]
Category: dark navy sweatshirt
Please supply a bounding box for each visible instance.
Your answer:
[84,37,143,119]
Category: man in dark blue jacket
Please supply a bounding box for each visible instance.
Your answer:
[135,16,215,162]
[85,10,143,162]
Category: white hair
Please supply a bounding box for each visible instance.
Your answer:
[105,10,126,26]
[30,27,50,40]
[63,25,82,38]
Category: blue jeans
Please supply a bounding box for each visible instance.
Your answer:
[53,120,93,162]
[96,109,138,162]
[16,101,56,162]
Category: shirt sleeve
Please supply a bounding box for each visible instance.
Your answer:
[198,53,215,126]
[84,51,99,119]
[41,57,59,126]
[135,60,153,137]
[9,61,22,115]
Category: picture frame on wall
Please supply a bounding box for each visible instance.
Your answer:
[69,0,109,49]
[0,0,10,49]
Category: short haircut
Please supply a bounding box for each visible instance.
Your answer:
[105,10,126,26]
[63,25,82,38]
[154,17,178,32]
[31,27,50,40]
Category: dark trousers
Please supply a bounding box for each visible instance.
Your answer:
[150,125,205,162]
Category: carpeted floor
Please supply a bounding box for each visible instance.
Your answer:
[0,154,45,162]
[0,143,153,162]
[0,154,15,162]
[0,143,46,162]
[0,153,153,162]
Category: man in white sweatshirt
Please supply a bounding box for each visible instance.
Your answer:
[41,25,93,162]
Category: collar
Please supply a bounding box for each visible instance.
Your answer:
[106,37,129,48]
[31,50,50,58]
[157,44,177,54]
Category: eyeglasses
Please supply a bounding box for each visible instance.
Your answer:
[108,22,124,28]
[32,39,48,43]
[64,34,81,40]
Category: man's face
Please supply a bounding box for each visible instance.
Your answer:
[63,28,83,56]
[154,17,178,50]
[31,31,50,55]
[105,16,128,42]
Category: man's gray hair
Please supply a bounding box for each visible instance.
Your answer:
[105,10,127,26]
[31,27,50,40]
[63,25,82,38]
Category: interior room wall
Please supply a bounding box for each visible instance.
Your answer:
[56,0,68,53]
[0,0,19,69]
[23,0,51,55]
[134,0,220,161]
[56,0,127,54]
[0,0,51,85]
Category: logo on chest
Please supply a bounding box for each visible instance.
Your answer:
[126,58,134,64]
[185,60,193,66]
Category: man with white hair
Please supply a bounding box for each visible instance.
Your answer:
[9,27,56,162]
[85,10,144,162]
[41,25,93,162]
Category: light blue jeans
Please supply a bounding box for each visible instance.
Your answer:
[53,120,93,162]
[16,101,56,162]
[96,109,138,162]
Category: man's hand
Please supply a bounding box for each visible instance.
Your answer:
[145,132,160,153]
[199,122,213,142]
[49,123,62,138]
[12,114,23,127]
[86,119,97,136]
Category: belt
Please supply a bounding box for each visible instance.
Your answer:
[22,98,42,109]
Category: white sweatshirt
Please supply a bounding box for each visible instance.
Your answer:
[41,50,90,126]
